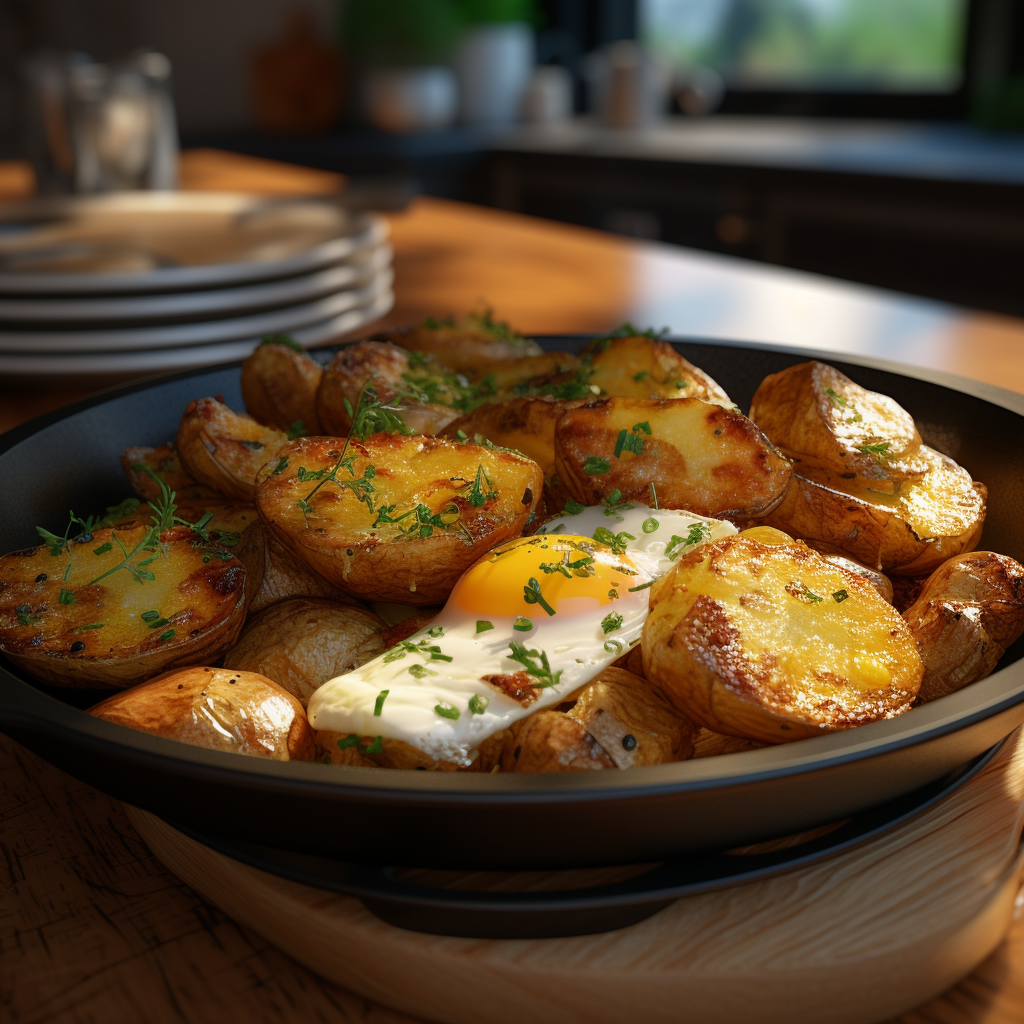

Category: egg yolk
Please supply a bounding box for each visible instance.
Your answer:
[451,535,640,618]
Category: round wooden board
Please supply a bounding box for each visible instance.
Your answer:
[127,728,1024,1024]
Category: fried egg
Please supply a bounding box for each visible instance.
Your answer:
[307,504,736,765]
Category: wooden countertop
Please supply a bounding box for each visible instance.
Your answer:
[3,149,1024,1024]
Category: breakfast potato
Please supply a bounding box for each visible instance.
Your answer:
[240,338,324,435]
[495,711,615,772]
[176,398,290,502]
[477,352,581,396]
[691,728,765,758]
[0,524,249,688]
[315,730,483,770]
[583,334,733,407]
[376,311,541,372]
[379,609,443,648]
[223,597,388,707]
[255,434,542,604]
[554,398,791,519]
[903,551,1024,703]
[749,361,926,484]
[443,397,587,478]
[90,666,316,760]
[316,341,468,436]
[122,443,220,503]
[248,533,353,614]
[642,535,923,743]
[762,448,986,574]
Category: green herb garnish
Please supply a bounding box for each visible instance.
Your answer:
[614,430,645,458]
[58,588,75,605]
[259,333,303,352]
[601,612,623,634]
[583,456,610,475]
[592,527,635,555]
[513,617,533,632]
[476,620,494,633]
[832,589,849,603]
[434,703,460,720]
[507,641,562,688]
[522,577,556,617]
[287,420,307,440]
[374,690,390,716]
[642,518,659,533]
[468,694,489,714]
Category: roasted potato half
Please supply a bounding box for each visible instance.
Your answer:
[176,398,290,502]
[642,535,923,743]
[554,397,791,519]
[316,341,473,436]
[254,434,543,604]
[376,311,541,372]
[122,443,221,503]
[476,352,581,396]
[583,335,733,406]
[762,447,986,574]
[248,533,353,614]
[90,666,316,760]
[904,551,1024,703]
[0,524,249,688]
[223,597,388,707]
[240,339,324,435]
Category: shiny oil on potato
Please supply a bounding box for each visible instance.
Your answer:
[554,397,791,519]
[254,434,542,604]
[642,534,923,743]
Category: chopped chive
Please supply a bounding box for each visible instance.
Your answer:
[632,421,652,435]
[374,690,389,716]
[434,703,460,720]
[93,542,112,556]
[427,626,445,637]
[601,612,623,634]
[141,610,160,622]
[513,617,533,631]
[337,734,361,750]
[58,588,75,605]
[628,580,655,592]
[476,620,494,634]
[561,499,586,515]
[832,589,849,603]
[364,736,383,755]
[408,663,435,678]
[158,629,175,642]
[583,456,610,475]
[522,578,556,616]
[642,517,659,533]
[75,622,105,632]
[632,370,649,381]
[468,694,489,715]
[147,617,170,629]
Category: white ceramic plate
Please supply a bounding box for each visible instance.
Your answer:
[0,288,394,383]
[0,242,392,325]
[0,268,393,353]
[0,192,388,295]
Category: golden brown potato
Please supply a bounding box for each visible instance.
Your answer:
[122,443,220,503]
[376,311,541,372]
[443,397,586,479]
[176,398,290,502]
[254,434,542,604]
[691,728,765,758]
[904,551,1024,703]
[642,535,923,743]
[479,352,582,395]
[583,335,733,406]
[749,361,925,485]
[762,451,986,575]
[566,667,695,768]
[90,666,316,760]
[223,598,388,707]
[494,711,615,772]
[240,340,324,435]
[248,533,352,614]
[316,341,469,436]
[554,398,791,519]
[0,524,249,688]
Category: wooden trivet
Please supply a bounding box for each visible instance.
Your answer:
[126,729,1024,1024]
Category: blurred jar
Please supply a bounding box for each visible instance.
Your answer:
[365,65,458,133]
[521,65,573,125]
[456,22,534,124]
[586,41,670,130]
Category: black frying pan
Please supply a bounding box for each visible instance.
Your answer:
[2,336,1024,871]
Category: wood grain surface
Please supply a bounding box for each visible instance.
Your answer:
[4,149,1024,1023]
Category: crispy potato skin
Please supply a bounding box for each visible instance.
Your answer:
[443,397,586,479]
[240,342,324,434]
[585,336,733,406]
[749,361,924,482]
[904,551,1024,703]
[554,397,791,519]
[762,462,986,575]
[90,666,316,760]
[176,398,290,502]
[254,434,542,604]
[223,597,387,707]
[375,319,541,372]
[316,341,461,436]
[0,525,248,689]
[495,711,615,772]
[122,443,221,503]
[642,535,922,743]
[249,533,352,614]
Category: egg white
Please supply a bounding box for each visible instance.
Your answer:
[307,504,736,765]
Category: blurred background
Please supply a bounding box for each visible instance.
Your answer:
[2,0,1023,315]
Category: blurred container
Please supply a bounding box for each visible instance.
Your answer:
[365,65,458,133]
[456,23,534,124]
[586,41,669,130]
[521,65,572,125]
[23,49,178,194]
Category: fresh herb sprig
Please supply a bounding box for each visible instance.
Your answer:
[507,641,563,689]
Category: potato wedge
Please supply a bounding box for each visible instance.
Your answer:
[904,551,1024,703]
[254,434,542,604]
[90,666,316,760]
[248,533,352,614]
[554,398,792,519]
[316,341,475,436]
[223,597,388,707]
[376,311,541,371]
[240,339,324,435]
[642,535,922,743]
[762,448,986,574]
[479,352,581,395]
[122,443,222,503]
[584,335,733,406]
[749,361,926,484]
[494,711,615,772]
[0,524,249,688]
[443,397,587,479]
[176,398,290,502]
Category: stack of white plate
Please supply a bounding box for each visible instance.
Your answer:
[0,192,394,383]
